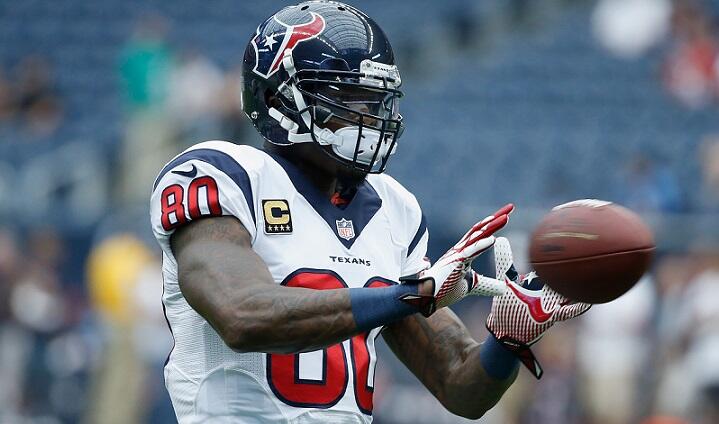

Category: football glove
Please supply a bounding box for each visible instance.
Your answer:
[400,204,514,317]
[484,237,591,379]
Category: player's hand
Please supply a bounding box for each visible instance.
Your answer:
[485,237,591,379]
[400,204,514,317]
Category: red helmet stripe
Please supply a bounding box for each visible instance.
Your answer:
[269,12,326,74]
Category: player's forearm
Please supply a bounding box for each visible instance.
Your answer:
[439,339,518,418]
[228,285,357,353]
[231,280,435,353]
[203,281,429,353]
[173,216,426,354]
[177,243,424,353]
[384,310,517,419]
[176,240,355,352]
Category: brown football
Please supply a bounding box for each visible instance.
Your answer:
[528,199,655,304]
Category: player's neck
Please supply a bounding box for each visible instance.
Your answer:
[265,143,363,199]
[265,144,341,198]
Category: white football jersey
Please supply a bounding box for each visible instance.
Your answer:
[150,140,429,423]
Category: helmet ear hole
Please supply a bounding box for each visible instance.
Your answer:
[265,90,282,108]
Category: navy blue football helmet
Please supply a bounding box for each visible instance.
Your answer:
[241,1,404,173]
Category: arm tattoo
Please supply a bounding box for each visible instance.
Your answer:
[171,216,359,353]
[383,309,516,418]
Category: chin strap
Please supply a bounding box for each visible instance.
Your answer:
[266,107,313,144]
[267,107,299,134]
[282,51,314,132]
[269,103,341,145]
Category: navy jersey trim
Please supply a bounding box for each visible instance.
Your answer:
[407,213,427,257]
[267,152,382,249]
[153,148,256,224]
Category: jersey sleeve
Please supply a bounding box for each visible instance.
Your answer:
[402,212,430,277]
[150,145,258,259]
[368,173,432,278]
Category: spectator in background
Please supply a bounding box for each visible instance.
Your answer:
[616,155,684,213]
[576,277,655,424]
[663,0,719,108]
[517,326,583,424]
[0,228,98,423]
[0,56,64,143]
[697,384,719,424]
[592,0,671,59]
[674,250,719,422]
[0,228,23,421]
[167,49,224,146]
[0,67,15,126]
[219,64,252,145]
[118,15,172,111]
[651,254,698,416]
[14,56,64,140]
[653,249,719,421]
[85,233,173,424]
[697,134,719,212]
[117,14,176,204]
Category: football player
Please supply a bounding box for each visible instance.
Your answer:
[150,2,590,423]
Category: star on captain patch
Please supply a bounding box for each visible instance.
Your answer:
[262,199,292,234]
[336,218,355,240]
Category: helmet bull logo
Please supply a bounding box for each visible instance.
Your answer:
[252,12,326,78]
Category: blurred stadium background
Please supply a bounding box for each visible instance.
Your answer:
[1,0,719,423]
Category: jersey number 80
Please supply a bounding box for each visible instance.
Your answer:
[160,176,222,231]
[267,269,391,415]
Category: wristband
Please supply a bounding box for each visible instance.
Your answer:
[349,283,423,331]
[479,334,520,380]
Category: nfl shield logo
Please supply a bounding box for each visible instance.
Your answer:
[336,218,355,240]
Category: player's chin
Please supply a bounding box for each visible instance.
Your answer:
[337,159,370,181]
[319,146,371,182]
[339,165,372,187]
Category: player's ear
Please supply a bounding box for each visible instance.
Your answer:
[266,91,280,108]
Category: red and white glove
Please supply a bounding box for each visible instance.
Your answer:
[485,237,591,379]
[400,204,514,316]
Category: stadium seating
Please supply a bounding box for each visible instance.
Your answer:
[0,0,714,228]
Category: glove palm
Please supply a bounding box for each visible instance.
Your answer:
[401,204,514,316]
[484,237,591,378]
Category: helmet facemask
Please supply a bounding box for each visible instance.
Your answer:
[268,51,404,173]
